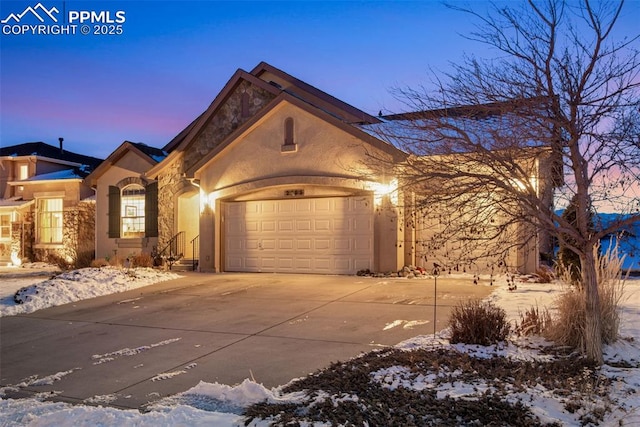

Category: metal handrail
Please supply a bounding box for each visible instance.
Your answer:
[157,231,185,270]
[190,235,199,271]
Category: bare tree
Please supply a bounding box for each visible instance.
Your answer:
[367,0,640,363]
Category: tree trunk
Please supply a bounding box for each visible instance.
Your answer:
[581,247,603,364]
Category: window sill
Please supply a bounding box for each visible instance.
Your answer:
[116,238,153,249]
[281,144,297,153]
[35,243,64,249]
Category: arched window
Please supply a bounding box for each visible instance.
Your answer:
[108,181,157,239]
[121,184,145,238]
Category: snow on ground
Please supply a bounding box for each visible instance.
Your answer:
[0,267,638,426]
[0,265,179,317]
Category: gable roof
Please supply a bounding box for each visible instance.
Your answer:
[186,91,405,178]
[161,62,383,157]
[127,142,167,163]
[0,141,103,169]
[251,62,381,125]
[161,69,281,154]
[150,62,399,180]
[84,141,166,187]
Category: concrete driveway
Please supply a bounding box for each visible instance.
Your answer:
[0,272,493,410]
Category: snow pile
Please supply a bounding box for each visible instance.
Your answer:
[1,267,179,317]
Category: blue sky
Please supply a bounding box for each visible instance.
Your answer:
[1,0,639,159]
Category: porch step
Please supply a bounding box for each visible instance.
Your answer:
[169,258,199,272]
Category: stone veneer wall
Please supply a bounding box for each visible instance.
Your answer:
[10,212,34,263]
[157,159,183,251]
[156,80,276,250]
[32,201,95,268]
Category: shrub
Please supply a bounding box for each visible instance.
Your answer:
[129,253,153,268]
[545,240,627,350]
[91,258,110,268]
[74,250,95,269]
[46,252,71,270]
[515,304,552,336]
[449,300,510,345]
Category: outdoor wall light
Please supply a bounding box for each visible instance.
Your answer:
[372,179,398,206]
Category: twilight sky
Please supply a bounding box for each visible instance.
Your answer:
[1,0,639,159]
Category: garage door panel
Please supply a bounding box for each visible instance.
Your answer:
[354,237,372,250]
[261,239,276,250]
[278,220,294,231]
[334,239,350,250]
[334,258,351,271]
[353,218,372,232]
[297,239,312,250]
[295,258,313,270]
[261,257,277,269]
[314,258,331,271]
[245,257,260,269]
[279,200,295,213]
[277,258,294,269]
[261,201,277,214]
[245,202,260,214]
[296,199,313,212]
[226,257,243,269]
[296,220,312,231]
[314,198,331,211]
[262,221,276,232]
[279,240,294,250]
[333,218,349,231]
[246,240,259,250]
[314,219,331,231]
[315,239,330,250]
[224,196,373,274]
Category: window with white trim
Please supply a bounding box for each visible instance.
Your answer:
[18,164,29,180]
[121,185,145,238]
[0,213,10,239]
[37,198,63,244]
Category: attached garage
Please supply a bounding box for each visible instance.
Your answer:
[223,196,373,274]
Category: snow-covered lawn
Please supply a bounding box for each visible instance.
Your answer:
[0,265,180,317]
[0,267,638,426]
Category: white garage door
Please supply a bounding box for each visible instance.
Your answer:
[224,196,373,274]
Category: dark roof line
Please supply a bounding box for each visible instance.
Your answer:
[0,141,103,169]
[127,141,167,159]
[251,61,382,125]
[382,96,552,121]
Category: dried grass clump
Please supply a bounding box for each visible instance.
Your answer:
[449,300,510,345]
[90,258,110,268]
[594,240,627,344]
[545,240,628,350]
[534,266,555,283]
[515,304,552,336]
[129,253,153,268]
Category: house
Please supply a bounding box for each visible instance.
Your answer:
[0,141,102,266]
[92,62,552,274]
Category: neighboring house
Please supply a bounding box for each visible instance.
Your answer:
[0,141,102,266]
[94,62,554,274]
[84,141,167,261]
